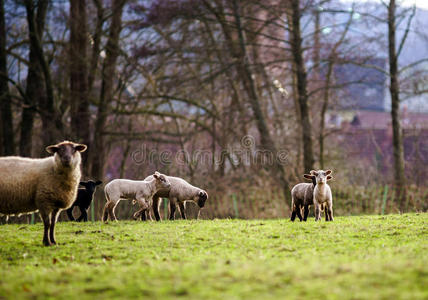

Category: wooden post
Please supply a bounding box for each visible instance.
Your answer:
[381,185,388,215]
[232,194,239,219]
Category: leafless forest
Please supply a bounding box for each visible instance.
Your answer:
[1,0,427,221]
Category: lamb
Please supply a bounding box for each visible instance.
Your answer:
[143,175,208,221]
[66,180,102,222]
[312,170,334,221]
[290,172,317,222]
[102,172,170,222]
[0,141,87,246]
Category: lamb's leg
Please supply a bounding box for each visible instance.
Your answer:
[83,209,88,222]
[303,205,309,221]
[40,209,52,246]
[290,199,297,221]
[295,204,303,221]
[314,203,321,221]
[66,207,75,221]
[49,208,60,245]
[325,206,329,221]
[102,202,110,222]
[109,201,119,221]
[328,203,334,221]
[140,210,147,221]
[152,196,161,221]
[178,202,186,219]
[147,209,154,221]
[169,199,177,220]
[77,207,87,222]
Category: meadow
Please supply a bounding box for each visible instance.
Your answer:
[0,213,427,299]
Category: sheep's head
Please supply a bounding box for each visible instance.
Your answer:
[79,180,103,193]
[303,171,317,187]
[311,170,333,185]
[196,190,208,208]
[153,171,171,190]
[46,141,87,168]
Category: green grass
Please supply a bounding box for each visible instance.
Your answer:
[0,214,427,299]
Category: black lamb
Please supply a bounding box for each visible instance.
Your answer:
[66,180,102,222]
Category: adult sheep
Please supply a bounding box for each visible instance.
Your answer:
[143,175,208,221]
[0,141,87,246]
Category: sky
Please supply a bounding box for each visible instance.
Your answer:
[343,0,428,9]
[401,0,428,9]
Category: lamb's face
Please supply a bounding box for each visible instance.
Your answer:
[196,190,208,208]
[80,180,103,193]
[153,172,171,190]
[312,170,333,185]
[46,141,87,169]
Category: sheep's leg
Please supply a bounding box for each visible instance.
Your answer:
[295,204,303,221]
[290,209,297,222]
[102,202,110,222]
[66,207,75,221]
[325,206,329,221]
[140,210,147,221]
[303,205,309,221]
[83,209,88,222]
[49,208,60,245]
[147,210,154,221]
[109,201,119,221]
[169,200,177,220]
[178,202,186,220]
[314,203,321,221]
[77,207,87,222]
[152,196,161,221]
[328,204,334,221]
[290,200,297,222]
[40,210,52,246]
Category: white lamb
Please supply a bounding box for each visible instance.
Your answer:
[102,172,170,222]
[312,170,334,221]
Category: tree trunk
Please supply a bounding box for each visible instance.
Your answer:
[289,0,314,173]
[20,0,47,156]
[25,0,62,152]
[0,0,14,155]
[388,0,406,211]
[231,0,291,202]
[90,0,125,179]
[70,0,90,170]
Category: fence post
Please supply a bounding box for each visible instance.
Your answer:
[232,194,239,219]
[91,200,95,222]
[30,213,35,224]
[381,185,388,215]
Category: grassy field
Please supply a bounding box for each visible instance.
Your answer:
[0,214,427,299]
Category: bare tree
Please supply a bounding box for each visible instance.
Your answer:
[387,0,407,211]
[69,0,90,157]
[0,0,14,155]
[91,0,126,179]
[288,0,314,173]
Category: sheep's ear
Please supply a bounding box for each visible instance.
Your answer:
[74,143,87,152]
[79,181,87,187]
[312,171,319,176]
[153,172,160,179]
[46,145,59,154]
[325,170,332,175]
[327,175,333,181]
[96,180,103,185]
[199,191,204,197]
[303,174,314,180]
[310,170,316,174]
